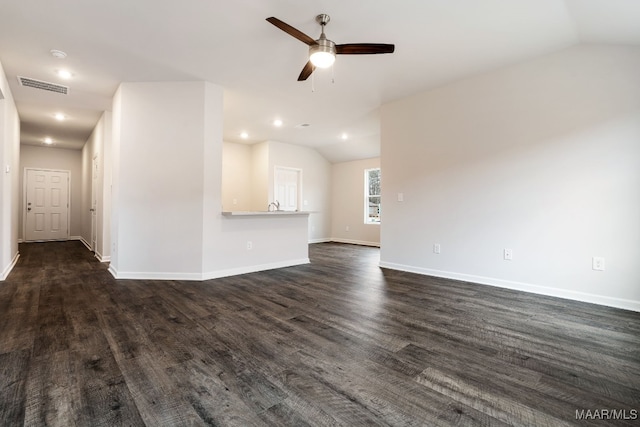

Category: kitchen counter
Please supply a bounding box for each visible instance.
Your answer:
[221,211,311,217]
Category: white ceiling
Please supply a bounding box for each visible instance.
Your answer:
[1,0,639,163]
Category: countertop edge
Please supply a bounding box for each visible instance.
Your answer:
[221,211,312,217]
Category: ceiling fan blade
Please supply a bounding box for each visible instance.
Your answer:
[297,61,316,81]
[266,17,316,45]
[336,43,395,55]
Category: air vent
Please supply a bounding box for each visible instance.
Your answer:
[18,76,68,95]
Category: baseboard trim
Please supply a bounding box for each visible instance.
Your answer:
[97,254,111,263]
[330,238,381,247]
[108,258,310,281]
[202,258,310,280]
[71,235,92,251]
[108,265,203,281]
[309,238,332,244]
[378,261,640,313]
[94,250,111,263]
[1,252,20,281]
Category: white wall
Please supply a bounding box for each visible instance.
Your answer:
[110,81,309,280]
[110,81,209,277]
[221,141,252,211]
[223,140,333,242]
[250,141,269,211]
[0,60,20,280]
[332,157,381,246]
[380,45,640,311]
[81,111,112,261]
[267,140,332,243]
[19,145,83,241]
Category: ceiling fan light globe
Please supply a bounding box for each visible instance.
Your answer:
[309,38,336,68]
[310,51,335,68]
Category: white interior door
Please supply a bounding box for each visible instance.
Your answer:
[91,155,99,251]
[274,167,301,211]
[25,169,70,241]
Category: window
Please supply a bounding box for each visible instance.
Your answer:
[365,168,381,224]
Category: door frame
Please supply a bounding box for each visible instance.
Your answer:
[22,167,71,242]
[273,165,303,212]
[91,154,99,252]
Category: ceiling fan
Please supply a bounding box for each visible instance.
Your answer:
[266,14,395,81]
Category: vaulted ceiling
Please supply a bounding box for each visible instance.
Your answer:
[1,0,639,163]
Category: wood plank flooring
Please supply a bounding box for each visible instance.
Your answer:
[1,241,639,426]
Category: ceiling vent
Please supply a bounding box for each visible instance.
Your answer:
[18,76,68,95]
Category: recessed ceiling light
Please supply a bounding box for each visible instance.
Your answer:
[240,131,249,139]
[56,69,72,79]
[273,119,283,127]
[44,137,53,144]
[341,133,348,140]
[54,113,65,121]
[50,49,67,59]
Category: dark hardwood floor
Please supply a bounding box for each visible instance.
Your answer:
[1,241,639,426]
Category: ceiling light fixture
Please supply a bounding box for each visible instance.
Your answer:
[54,113,65,121]
[309,41,336,69]
[44,137,53,144]
[309,15,335,69]
[240,131,249,139]
[273,119,283,127]
[57,69,72,79]
[50,49,67,59]
[341,133,348,140]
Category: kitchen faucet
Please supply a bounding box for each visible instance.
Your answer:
[268,200,280,211]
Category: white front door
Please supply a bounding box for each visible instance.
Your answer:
[274,167,301,211]
[25,169,70,241]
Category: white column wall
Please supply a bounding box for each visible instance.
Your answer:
[250,141,269,211]
[0,60,20,280]
[221,141,252,211]
[110,81,208,278]
[110,81,309,280]
[81,111,112,261]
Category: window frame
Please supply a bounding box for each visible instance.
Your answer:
[364,168,381,224]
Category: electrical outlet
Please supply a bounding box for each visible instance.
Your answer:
[246,241,252,250]
[504,248,513,260]
[397,192,404,202]
[592,256,605,271]
[433,243,441,254]
[345,226,350,232]
[232,198,237,205]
